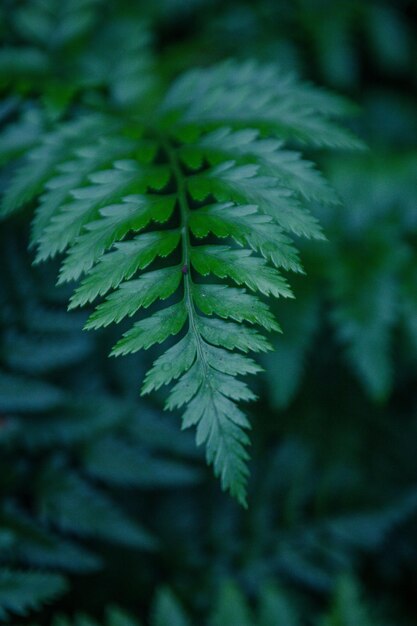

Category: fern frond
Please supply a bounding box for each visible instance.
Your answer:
[2,114,115,220]
[37,463,156,549]
[1,60,360,505]
[105,606,141,626]
[327,240,398,401]
[1,506,100,573]
[185,127,341,204]
[0,569,67,621]
[12,0,103,48]
[151,588,191,626]
[258,583,301,626]
[0,109,44,165]
[82,437,201,488]
[320,575,373,626]
[33,135,137,251]
[163,60,365,149]
[210,581,252,626]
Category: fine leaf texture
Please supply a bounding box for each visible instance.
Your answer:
[0,59,359,505]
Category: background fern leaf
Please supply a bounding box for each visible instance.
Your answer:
[0,569,67,621]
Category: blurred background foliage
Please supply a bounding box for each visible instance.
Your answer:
[0,0,416,624]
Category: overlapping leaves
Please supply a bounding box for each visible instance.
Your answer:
[1,60,359,504]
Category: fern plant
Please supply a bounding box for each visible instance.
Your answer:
[0,569,66,622]
[0,226,204,622]
[263,150,417,407]
[26,577,386,626]
[0,54,362,505]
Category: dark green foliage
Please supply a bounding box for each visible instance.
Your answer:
[0,25,361,504]
[0,0,416,625]
[26,577,386,626]
[0,569,67,622]
[0,230,201,620]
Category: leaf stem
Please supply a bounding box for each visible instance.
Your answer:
[160,134,208,373]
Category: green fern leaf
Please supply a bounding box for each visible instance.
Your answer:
[0,372,64,412]
[0,109,44,165]
[0,59,361,505]
[258,583,301,626]
[70,221,178,308]
[141,334,197,395]
[84,266,182,329]
[189,203,303,273]
[151,588,191,626]
[320,575,373,626]
[1,507,100,573]
[33,135,136,249]
[0,569,67,621]
[1,115,112,219]
[163,60,365,149]
[82,437,201,488]
[196,316,272,353]
[105,606,141,626]
[112,302,187,356]
[37,160,169,262]
[184,127,341,204]
[36,463,156,549]
[60,196,176,284]
[210,581,252,626]
[192,284,280,332]
[190,245,293,297]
